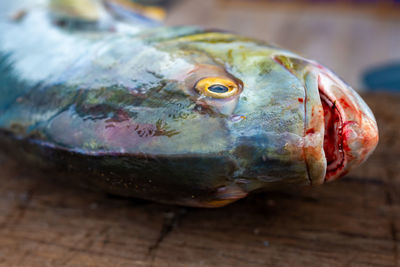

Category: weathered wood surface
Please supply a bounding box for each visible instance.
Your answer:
[0,92,399,267]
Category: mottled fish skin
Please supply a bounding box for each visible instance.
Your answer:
[0,0,378,207]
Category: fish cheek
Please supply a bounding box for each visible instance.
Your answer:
[194,97,240,116]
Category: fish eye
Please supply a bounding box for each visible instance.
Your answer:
[195,77,239,99]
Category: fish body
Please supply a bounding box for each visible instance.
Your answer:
[0,0,378,207]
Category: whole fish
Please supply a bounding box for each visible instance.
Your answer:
[0,0,378,207]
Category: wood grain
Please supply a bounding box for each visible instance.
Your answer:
[0,92,399,267]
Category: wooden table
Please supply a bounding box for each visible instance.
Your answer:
[0,93,399,266]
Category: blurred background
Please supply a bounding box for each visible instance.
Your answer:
[161,0,400,91]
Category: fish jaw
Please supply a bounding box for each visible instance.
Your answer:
[273,55,378,183]
[316,67,379,181]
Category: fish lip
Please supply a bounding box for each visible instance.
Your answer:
[317,71,379,181]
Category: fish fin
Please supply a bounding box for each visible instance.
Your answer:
[49,0,165,31]
[103,0,166,27]
[201,184,248,208]
[49,0,102,22]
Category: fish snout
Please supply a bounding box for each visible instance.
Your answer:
[317,68,379,181]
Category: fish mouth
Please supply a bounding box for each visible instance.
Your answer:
[319,84,345,180]
[317,71,379,181]
[272,54,377,183]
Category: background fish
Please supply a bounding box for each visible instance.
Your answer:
[0,0,378,207]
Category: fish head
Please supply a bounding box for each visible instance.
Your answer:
[158,31,378,186]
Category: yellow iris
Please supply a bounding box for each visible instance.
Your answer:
[195,77,239,99]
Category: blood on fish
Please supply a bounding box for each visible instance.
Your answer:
[320,91,345,181]
[306,128,315,134]
[339,97,352,110]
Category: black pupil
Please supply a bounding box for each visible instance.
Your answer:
[208,84,229,93]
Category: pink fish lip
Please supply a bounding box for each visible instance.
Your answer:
[317,71,379,182]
